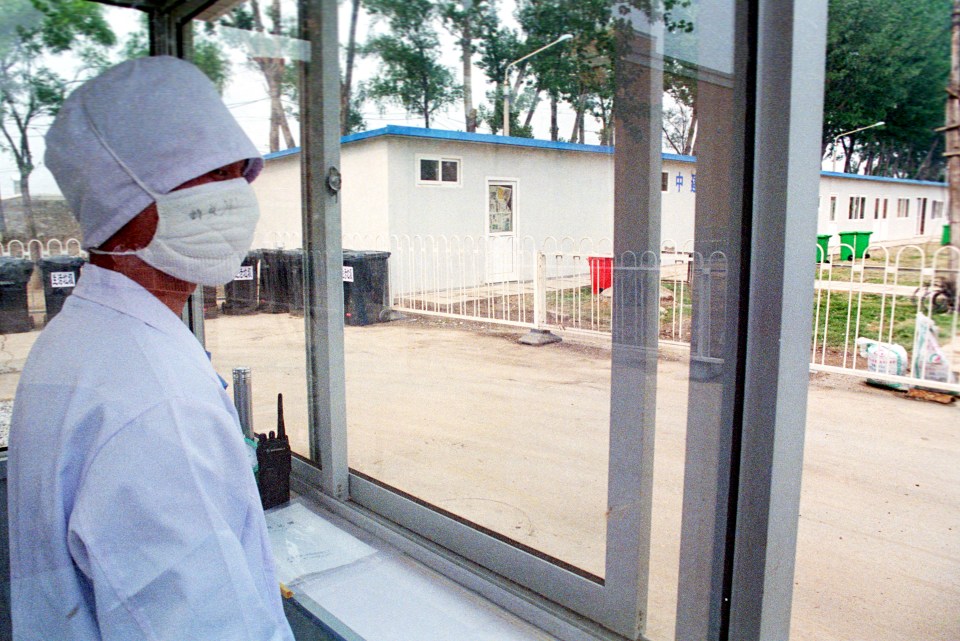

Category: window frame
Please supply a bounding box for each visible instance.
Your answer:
[274,0,820,639]
[416,155,462,187]
[829,194,838,221]
[897,197,911,218]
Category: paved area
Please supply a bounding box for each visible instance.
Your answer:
[2,312,957,641]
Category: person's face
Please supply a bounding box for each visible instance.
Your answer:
[101,160,248,252]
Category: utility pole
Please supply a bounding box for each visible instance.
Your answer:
[945,0,960,269]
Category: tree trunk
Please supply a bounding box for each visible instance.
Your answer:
[550,96,558,141]
[523,88,542,129]
[569,91,587,143]
[683,103,698,155]
[461,21,475,132]
[948,0,960,267]
[341,0,361,135]
[843,137,854,173]
[19,175,35,239]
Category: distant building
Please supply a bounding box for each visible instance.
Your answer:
[253,127,948,272]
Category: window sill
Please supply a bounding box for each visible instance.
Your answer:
[287,459,625,641]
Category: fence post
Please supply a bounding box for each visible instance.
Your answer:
[534,251,546,329]
[518,250,561,345]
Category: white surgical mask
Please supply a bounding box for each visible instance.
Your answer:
[91,178,260,286]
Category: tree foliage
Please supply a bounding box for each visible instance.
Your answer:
[824,0,950,179]
[121,19,231,94]
[0,0,115,218]
[363,0,461,128]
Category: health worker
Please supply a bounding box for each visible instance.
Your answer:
[6,56,295,641]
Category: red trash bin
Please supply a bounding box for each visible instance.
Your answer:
[587,256,613,294]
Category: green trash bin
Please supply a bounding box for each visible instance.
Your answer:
[838,231,857,260]
[854,230,873,259]
[943,224,951,246]
[816,234,831,263]
[839,231,872,260]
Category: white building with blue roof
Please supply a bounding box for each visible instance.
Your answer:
[251,125,947,282]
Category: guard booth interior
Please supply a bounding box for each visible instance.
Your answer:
[0,1,824,641]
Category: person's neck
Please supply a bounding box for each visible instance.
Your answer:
[89,254,196,315]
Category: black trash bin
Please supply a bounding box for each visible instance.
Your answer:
[258,249,288,314]
[342,250,391,326]
[284,249,304,315]
[223,251,260,315]
[0,257,35,334]
[39,255,84,324]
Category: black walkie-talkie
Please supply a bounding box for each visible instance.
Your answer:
[256,393,292,510]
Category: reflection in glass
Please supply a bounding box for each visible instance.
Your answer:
[198,0,312,459]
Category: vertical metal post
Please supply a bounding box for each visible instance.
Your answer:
[300,0,349,499]
[534,251,546,329]
[149,10,207,344]
[233,367,254,439]
[605,21,663,637]
[728,0,826,638]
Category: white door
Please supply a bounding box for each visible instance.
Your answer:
[485,180,518,282]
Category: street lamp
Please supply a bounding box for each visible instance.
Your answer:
[503,34,573,137]
[831,120,884,173]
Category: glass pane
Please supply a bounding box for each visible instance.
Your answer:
[338,0,741,611]
[197,0,312,459]
[0,1,143,450]
[420,158,439,181]
[441,159,458,183]
[487,183,513,233]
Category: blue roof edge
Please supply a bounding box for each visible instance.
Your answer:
[260,130,945,186]
[819,170,946,187]
[263,125,698,163]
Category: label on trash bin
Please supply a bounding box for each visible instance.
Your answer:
[50,272,76,288]
[342,266,354,283]
[234,265,254,281]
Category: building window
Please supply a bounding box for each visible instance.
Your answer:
[897,198,910,218]
[873,198,880,219]
[661,171,669,192]
[418,157,460,185]
[848,195,865,220]
[931,200,944,219]
[882,198,889,219]
[829,195,837,221]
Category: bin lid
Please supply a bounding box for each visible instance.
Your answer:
[343,249,391,262]
[39,255,86,268]
[0,256,35,281]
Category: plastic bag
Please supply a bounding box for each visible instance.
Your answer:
[856,337,909,389]
[911,313,956,384]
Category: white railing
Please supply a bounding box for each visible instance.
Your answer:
[1,237,83,260]
[811,242,960,393]
[343,233,959,393]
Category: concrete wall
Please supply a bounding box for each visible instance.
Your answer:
[251,151,303,250]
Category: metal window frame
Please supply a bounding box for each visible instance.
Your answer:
[142,0,828,638]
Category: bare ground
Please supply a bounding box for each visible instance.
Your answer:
[2,311,957,641]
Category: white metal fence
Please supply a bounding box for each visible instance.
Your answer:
[346,233,960,393]
[1,238,83,259]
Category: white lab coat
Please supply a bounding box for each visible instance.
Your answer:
[7,265,294,641]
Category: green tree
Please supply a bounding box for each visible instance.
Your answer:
[474,11,524,134]
[516,0,612,143]
[824,0,950,178]
[363,0,460,129]
[0,0,115,220]
[438,0,494,132]
[121,19,231,94]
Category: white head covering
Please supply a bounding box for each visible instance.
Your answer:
[45,56,263,249]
